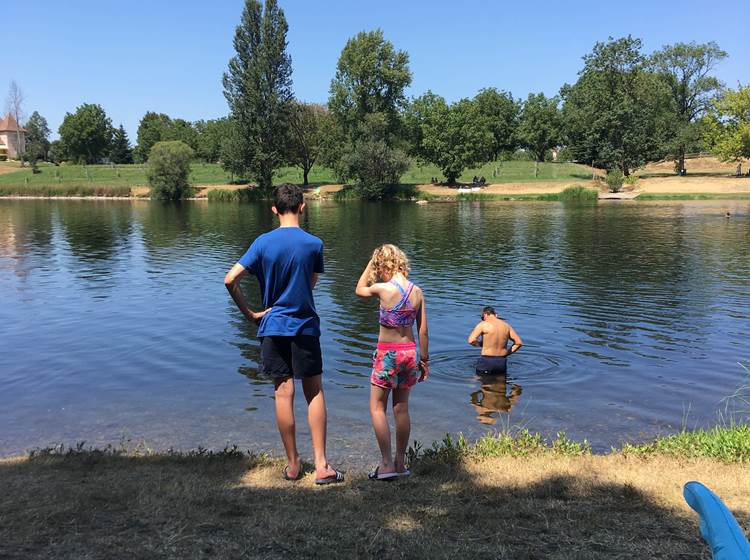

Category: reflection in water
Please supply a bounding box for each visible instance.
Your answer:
[470,374,523,425]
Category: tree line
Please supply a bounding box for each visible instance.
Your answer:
[7,0,750,198]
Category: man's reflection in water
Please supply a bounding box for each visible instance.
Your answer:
[470,374,522,425]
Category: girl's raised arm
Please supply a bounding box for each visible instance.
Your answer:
[355,259,380,298]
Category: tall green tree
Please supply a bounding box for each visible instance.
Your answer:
[223,0,293,192]
[110,124,134,164]
[650,41,727,173]
[411,92,494,183]
[58,103,113,164]
[517,93,561,162]
[704,84,750,161]
[286,101,328,185]
[24,111,51,162]
[473,88,520,160]
[561,36,671,175]
[329,29,411,140]
[135,112,171,163]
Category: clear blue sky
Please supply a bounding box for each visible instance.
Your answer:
[4,0,748,140]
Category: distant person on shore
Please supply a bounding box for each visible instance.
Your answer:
[467,306,523,375]
[224,184,343,485]
[356,244,429,480]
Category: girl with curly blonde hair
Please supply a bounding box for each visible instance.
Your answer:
[355,244,429,480]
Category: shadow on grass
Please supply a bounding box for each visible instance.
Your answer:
[0,447,721,559]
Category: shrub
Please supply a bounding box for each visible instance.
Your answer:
[606,169,624,193]
[623,174,639,185]
[207,187,266,202]
[558,185,599,201]
[146,141,193,200]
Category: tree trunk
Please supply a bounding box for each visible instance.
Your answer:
[678,144,686,175]
[303,166,309,186]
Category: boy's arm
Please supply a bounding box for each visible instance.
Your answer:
[355,259,381,298]
[507,324,523,354]
[311,272,319,289]
[224,263,271,324]
[416,294,429,381]
[468,323,485,346]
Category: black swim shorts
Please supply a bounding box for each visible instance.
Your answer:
[260,335,323,379]
[475,355,507,376]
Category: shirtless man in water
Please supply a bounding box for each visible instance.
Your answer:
[467,306,523,375]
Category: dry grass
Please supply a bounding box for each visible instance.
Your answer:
[1,448,748,559]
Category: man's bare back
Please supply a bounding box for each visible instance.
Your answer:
[467,307,523,357]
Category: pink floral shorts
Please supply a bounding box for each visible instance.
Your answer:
[371,341,419,389]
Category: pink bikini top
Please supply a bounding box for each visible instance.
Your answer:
[379,280,417,328]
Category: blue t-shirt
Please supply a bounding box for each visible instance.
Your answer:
[238,227,324,337]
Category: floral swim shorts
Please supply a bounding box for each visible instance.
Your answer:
[371,341,419,389]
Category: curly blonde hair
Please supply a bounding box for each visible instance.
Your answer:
[368,244,410,285]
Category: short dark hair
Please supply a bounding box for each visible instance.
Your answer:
[273,183,304,214]
[482,306,497,317]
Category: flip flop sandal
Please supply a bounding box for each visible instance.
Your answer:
[368,466,398,481]
[315,468,345,485]
[395,469,412,478]
[282,465,303,481]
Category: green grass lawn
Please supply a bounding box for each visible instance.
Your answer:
[0,160,595,195]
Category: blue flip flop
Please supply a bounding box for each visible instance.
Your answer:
[368,466,398,481]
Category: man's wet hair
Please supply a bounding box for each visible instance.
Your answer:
[273,183,304,214]
[482,306,497,317]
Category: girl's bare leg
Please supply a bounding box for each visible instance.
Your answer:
[392,388,411,472]
[370,385,395,473]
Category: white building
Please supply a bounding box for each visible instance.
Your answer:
[0,113,26,159]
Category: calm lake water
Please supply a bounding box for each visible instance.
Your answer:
[1,199,749,464]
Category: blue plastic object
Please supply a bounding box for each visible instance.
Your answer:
[683,481,750,560]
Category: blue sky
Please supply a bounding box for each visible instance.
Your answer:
[4,0,748,140]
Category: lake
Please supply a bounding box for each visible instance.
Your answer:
[1,199,748,465]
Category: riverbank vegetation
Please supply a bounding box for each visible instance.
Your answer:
[1,425,748,558]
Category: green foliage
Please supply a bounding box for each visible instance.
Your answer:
[328,29,411,140]
[146,141,194,200]
[194,118,232,163]
[650,41,727,171]
[58,103,113,164]
[286,102,329,185]
[109,125,133,164]
[339,114,409,199]
[24,111,51,162]
[561,36,673,174]
[518,93,561,162]
[558,185,599,201]
[0,183,131,197]
[606,168,624,192]
[704,85,750,161]
[473,88,520,160]
[206,187,266,202]
[135,112,172,163]
[410,92,494,183]
[223,0,293,192]
[408,430,591,467]
[620,424,750,463]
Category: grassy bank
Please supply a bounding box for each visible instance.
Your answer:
[1,426,748,559]
[0,161,595,194]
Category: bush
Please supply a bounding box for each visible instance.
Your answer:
[207,187,266,202]
[341,139,409,200]
[147,141,193,200]
[623,174,639,185]
[558,185,599,201]
[606,169,624,193]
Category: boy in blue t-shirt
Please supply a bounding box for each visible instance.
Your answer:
[224,184,343,485]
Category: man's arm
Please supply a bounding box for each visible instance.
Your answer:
[223,263,271,324]
[507,324,523,354]
[311,272,319,289]
[468,323,485,346]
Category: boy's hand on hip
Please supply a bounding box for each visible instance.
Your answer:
[251,307,273,324]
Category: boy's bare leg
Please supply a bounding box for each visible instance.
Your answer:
[302,375,337,479]
[392,388,411,473]
[274,377,301,477]
[370,385,395,473]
